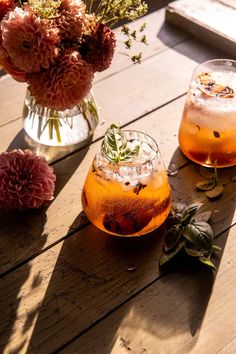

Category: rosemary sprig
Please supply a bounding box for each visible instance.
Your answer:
[102,124,140,163]
[160,203,221,270]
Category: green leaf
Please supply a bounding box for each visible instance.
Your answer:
[185,203,202,216]
[172,203,186,214]
[120,145,140,162]
[199,257,216,270]
[160,240,186,265]
[193,221,214,249]
[219,177,229,186]
[199,166,215,179]
[185,247,205,257]
[206,184,223,199]
[196,179,215,191]
[164,224,183,251]
[212,245,221,252]
[102,124,140,163]
[194,210,212,222]
[183,224,199,243]
[183,221,214,250]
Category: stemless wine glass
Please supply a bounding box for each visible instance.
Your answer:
[82,129,171,237]
[178,59,236,168]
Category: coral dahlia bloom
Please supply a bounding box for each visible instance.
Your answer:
[57,0,86,40]
[0,149,56,210]
[60,0,86,14]
[0,0,14,21]
[0,30,27,82]
[0,55,27,81]
[1,7,59,73]
[82,23,116,72]
[28,50,94,110]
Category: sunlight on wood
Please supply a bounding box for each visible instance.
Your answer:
[3,243,63,354]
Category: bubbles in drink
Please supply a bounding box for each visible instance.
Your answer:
[179,59,236,167]
[82,130,171,236]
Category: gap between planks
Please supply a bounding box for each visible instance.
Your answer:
[57,225,236,354]
[48,222,236,353]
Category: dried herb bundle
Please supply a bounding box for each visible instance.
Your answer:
[160,203,221,269]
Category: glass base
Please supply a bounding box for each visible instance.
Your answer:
[23,90,99,147]
[179,147,236,168]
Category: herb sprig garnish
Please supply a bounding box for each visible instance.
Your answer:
[160,203,221,269]
[102,124,140,163]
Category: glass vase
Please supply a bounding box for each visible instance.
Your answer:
[23,89,99,147]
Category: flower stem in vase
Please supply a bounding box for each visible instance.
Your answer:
[48,112,62,143]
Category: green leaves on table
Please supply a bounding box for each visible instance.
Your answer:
[160,203,221,269]
[196,166,224,199]
[102,124,140,163]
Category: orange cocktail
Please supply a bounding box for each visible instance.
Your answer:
[82,128,171,236]
[179,59,236,168]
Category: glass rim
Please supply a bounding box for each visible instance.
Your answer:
[99,129,160,167]
[191,59,236,101]
[194,58,236,73]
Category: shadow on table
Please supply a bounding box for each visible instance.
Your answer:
[0,140,90,354]
[24,148,236,353]
[7,128,93,164]
[157,19,233,64]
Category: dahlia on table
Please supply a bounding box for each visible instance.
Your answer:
[0,0,147,110]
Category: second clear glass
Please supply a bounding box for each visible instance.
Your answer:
[179,59,236,168]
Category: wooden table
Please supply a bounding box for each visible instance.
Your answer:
[1,5,236,354]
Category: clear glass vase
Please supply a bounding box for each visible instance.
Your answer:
[23,89,99,147]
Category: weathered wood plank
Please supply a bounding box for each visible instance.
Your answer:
[0,35,227,163]
[0,75,27,126]
[0,214,233,354]
[218,337,236,354]
[98,8,190,82]
[0,224,165,354]
[166,0,236,58]
[59,225,236,354]
[1,89,236,277]
[0,95,186,276]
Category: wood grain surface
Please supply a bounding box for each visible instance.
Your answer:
[0,4,235,354]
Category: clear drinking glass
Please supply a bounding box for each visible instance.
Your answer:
[178,59,236,168]
[82,130,171,237]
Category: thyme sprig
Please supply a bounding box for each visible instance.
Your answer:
[93,0,148,26]
[28,0,61,18]
[121,22,148,64]
[160,203,221,269]
[102,124,140,163]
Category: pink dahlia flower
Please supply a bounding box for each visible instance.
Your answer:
[1,7,59,73]
[28,50,94,110]
[0,28,7,60]
[0,0,14,21]
[56,0,86,40]
[82,23,116,72]
[0,55,27,81]
[0,32,27,81]
[0,149,56,210]
[59,0,86,14]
